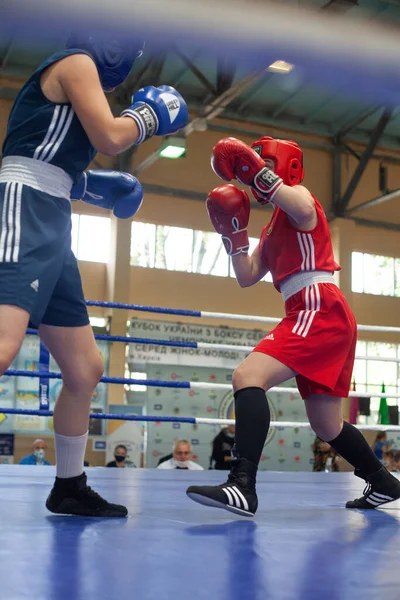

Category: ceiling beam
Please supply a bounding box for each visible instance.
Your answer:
[271,82,309,119]
[173,48,217,96]
[216,58,236,96]
[345,215,400,232]
[169,50,202,89]
[234,73,274,115]
[302,89,345,125]
[334,106,380,137]
[1,39,15,70]
[335,109,393,215]
[321,0,359,12]
[346,188,400,215]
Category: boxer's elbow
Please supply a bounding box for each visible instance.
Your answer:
[93,134,125,156]
[293,203,315,225]
[93,120,140,156]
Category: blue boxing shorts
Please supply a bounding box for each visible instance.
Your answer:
[0,181,89,328]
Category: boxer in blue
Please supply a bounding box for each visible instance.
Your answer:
[0,32,188,517]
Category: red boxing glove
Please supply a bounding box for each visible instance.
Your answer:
[206,184,250,256]
[211,137,283,203]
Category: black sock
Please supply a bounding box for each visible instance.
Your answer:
[327,421,382,475]
[233,387,270,466]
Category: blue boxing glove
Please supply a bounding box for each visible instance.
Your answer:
[70,170,143,219]
[120,85,188,144]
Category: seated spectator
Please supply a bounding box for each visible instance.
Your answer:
[395,450,400,472]
[210,425,235,470]
[157,453,173,466]
[383,449,398,472]
[312,437,339,472]
[106,444,136,468]
[372,432,391,462]
[20,439,51,465]
[157,440,204,470]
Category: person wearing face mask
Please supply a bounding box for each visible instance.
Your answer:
[106,444,136,468]
[157,440,204,470]
[20,439,52,465]
[210,425,236,470]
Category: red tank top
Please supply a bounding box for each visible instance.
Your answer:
[258,195,340,292]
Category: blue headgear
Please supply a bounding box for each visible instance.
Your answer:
[66,33,144,90]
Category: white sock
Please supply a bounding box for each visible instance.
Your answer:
[54,431,88,479]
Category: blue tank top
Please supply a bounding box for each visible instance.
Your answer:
[2,49,97,183]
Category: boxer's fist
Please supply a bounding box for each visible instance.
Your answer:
[121,85,188,144]
[71,170,143,219]
[211,137,283,202]
[206,184,250,256]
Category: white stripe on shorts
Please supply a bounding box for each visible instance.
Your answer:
[0,182,22,263]
[292,284,321,338]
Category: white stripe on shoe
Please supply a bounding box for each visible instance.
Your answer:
[231,486,249,512]
[366,492,395,506]
[187,491,255,517]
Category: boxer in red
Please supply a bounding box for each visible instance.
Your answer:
[187,136,400,515]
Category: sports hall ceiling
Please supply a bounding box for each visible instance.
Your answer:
[1,0,400,229]
[1,0,400,149]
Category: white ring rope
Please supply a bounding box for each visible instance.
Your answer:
[197,418,400,432]
[190,382,399,399]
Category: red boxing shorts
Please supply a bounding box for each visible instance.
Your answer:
[252,283,357,399]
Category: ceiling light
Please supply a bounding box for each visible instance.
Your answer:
[267,60,295,74]
[159,136,186,159]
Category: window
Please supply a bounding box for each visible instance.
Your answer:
[193,231,229,277]
[354,340,400,424]
[155,226,193,272]
[72,214,111,263]
[352,252,397,296]
[125,371,147,392]
[130,222,156,268]
[229,237,272,282]
[131,222,272,282]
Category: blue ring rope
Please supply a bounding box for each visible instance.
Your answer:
[26,328,200,349]
[86,300,202,317]
[4,369,192,388]
[0,407,197,423]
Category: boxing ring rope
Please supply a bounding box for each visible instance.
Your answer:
[3,298,400,433]
[86,300,400,334]
[5,0,400,108]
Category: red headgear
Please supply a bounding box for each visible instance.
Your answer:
[251,137,304,186]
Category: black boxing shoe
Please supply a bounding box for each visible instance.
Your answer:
[186,454,258,517]
[46,472,128,517]
[346,466,400,510]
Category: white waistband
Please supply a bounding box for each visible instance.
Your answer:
[280,271,337,302]
[0,156,73,200]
